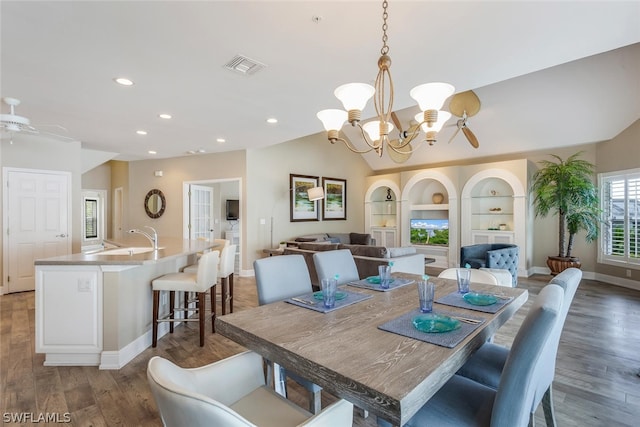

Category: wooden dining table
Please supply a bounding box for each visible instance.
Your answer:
[216,273,528,426]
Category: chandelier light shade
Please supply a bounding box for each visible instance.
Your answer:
[363,120,394,142]
[317,109,347,132]
[410,83,456,111]
[316,0,455,161]
[415,111,452,133]
[334,83,375,112]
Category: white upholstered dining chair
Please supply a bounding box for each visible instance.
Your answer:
[147,351,353,427]
[438,267,499,286]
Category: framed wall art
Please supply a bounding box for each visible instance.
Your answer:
[290,174,320,222]
[322,177,346,220]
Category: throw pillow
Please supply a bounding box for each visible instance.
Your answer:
[349,232,372,245]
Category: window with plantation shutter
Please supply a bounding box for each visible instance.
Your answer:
[599,169,640,268]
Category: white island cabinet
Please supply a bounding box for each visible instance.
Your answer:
[35,237,216,369]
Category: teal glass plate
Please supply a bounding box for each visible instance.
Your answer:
[412,314,461,333]
[366,276,395,285]
[313,291,347,301]
[463,292,498,306]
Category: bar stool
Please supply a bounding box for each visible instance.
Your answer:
[151,250,219,347]
[184,243,235,314]
[218,244,237,314]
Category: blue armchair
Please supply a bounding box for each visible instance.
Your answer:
[460,243,519,286]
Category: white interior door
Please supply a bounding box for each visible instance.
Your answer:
[4,168,71,293]
[189,184,214,241]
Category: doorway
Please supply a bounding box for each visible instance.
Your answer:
[183,178,241,274]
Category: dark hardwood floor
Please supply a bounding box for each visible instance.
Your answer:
[1,272,639,426]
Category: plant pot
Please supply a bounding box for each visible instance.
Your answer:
[546,256,581,276]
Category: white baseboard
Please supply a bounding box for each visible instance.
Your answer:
[593,272,640,291]
[100,323,172,370]
[44,353,101,366]
[525,266,639,291]
[239,268,254,277]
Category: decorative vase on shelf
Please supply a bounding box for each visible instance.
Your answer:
[432,192,444,204]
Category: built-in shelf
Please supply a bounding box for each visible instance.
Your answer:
[472,212,514,216]
[410,204,450,211]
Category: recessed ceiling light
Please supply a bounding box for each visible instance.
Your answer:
[148,150,157,155]
[136,130,148,135]
[266,117,278,124]
[158,113,172,119]
[216,138,226,143]
[114,77,134,86]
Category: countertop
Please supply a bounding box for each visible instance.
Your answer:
[34,237,218,266]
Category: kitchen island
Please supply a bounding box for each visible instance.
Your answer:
[35,237,217,369]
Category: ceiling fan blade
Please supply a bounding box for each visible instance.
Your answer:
[447,124,462,144]
[390,111,403,132]
[448,119,465,144]
[462,126,479,148]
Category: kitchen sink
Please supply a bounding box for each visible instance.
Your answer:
[95,247,163,256]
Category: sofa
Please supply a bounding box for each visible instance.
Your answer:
[460,243,519,286]
[284,240,425,289]
[286,232,376,246]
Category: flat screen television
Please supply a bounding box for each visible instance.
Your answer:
[226,199,239,221]
[410,219,449,245]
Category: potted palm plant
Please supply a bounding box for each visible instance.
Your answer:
[531,151,601,275]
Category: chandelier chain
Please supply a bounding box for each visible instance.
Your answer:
[380,0,389,55]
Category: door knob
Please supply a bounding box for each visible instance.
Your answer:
[56,234,67,238]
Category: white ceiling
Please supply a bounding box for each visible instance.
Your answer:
[1,1,639,171]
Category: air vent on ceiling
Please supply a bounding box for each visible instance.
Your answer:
[224,55,266,76]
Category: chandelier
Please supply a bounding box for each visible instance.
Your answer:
[316,0,455,161]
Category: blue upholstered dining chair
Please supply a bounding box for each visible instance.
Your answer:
[253,255,323,414]
[313,249,360,286]
[378,283,565,427]
[460,243,519,286]
[456,267,582,427]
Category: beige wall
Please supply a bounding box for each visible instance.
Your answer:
[246,133,373,270]
[125,150,246,240]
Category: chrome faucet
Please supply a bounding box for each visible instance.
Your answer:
[128,226,159,250]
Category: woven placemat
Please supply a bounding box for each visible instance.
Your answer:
[347,277,415,292]
[285,289,372,313]
[435,291,513,314]
[378,309,484,348]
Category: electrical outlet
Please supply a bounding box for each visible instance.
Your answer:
[627,269,632,278]
[161,292,167,305]
[77,278,92,292]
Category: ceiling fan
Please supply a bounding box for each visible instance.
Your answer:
[1,97,74,142]
[447,90,481,148]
